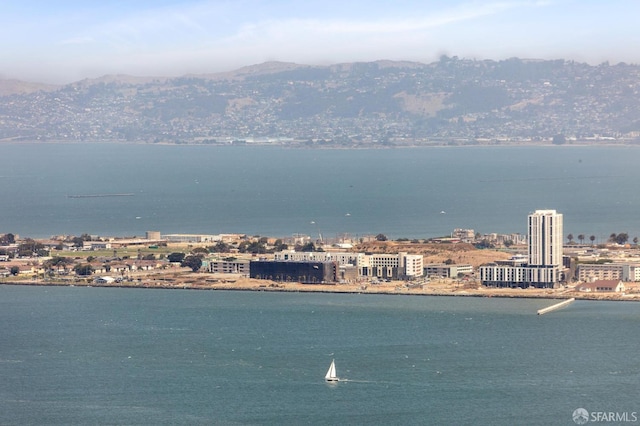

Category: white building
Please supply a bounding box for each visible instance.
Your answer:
[163,234,220,243]
[208,260,250,274]
[623,264,640,282]
[452,228,476,243]
[480,209,564,288]
[528,209,563,267]
[274,251,363,266]
[359,252,423,280]
[424,263,474,278]
[577,263,640,282]
[274,251,423,280]
[575,279,625,293]
[83,241,112,250]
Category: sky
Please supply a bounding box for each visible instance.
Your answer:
[1,0,639,84]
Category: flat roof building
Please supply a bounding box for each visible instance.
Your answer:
[250,260,337,284]
[480,210,564,288]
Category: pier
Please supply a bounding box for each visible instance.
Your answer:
[537,298,575,315]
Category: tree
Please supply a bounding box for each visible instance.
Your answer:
[17,239,45,257]
[238,240,267,254]
[167,252,186,263]
[191,247,209,255]
[0,233,15,244]
[552,134,566,145]
[578,234,585,245]
[634,237,638,246]
[273,239,288,251]
[181,255,203,272]
[208,241,231,253]
[615,233,629,245]
[590,235,596,245]
[74,263,94,276]
[567,234,574,244]
[44,256,74,274]
[375,233,388,241]
[295,242,316,252]
[10,266,19,276]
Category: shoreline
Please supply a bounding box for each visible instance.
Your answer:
[3,140,640,149]
[2,279,637,303]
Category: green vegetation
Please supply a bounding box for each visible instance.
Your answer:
[181,255,203,272]
[17,239,47,257]
[73,263,94,276]
[238,240,267,254]
[208,242,232,253]
[609,233,629,245]
[0,233,15,244]
[167,252,186,263]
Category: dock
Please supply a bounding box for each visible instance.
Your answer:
[537,298,575,315]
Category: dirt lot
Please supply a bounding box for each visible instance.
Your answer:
[353,241,513,267]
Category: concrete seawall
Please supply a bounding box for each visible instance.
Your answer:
[537,298,576,315]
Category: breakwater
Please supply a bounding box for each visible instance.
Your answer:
[537,298,576,315]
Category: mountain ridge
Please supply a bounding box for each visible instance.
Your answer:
[1,57,639,146]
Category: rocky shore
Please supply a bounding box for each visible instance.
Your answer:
[3,275,639,302]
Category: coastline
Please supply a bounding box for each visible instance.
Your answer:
[3,278,638,302]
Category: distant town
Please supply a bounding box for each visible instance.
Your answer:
[2,210,640,300]
[1,57,640,146]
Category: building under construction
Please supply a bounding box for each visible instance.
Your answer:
[249,260,337,284]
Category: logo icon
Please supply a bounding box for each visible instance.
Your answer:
[573,408,589,424]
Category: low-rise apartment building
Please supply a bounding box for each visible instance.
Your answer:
[424,263,473,278]
[359,252,423,280]
[274,250,362,266]
[207,259,250,274]
[576,262,640,282]
[272,250,423,280]
[576,263,624,282]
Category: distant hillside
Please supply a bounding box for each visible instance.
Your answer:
[1,57,640,146]
[0,79,58,96]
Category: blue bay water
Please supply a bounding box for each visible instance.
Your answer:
[0,286,639,425]
[2,143,640,241]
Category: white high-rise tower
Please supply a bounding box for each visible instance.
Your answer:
[481,209,565,288]
[528,209,563,267]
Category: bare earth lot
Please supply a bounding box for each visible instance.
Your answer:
[4,242,640,302]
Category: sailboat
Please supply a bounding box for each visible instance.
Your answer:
[325,359,339,382]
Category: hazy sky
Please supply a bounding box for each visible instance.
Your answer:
[2,0,639,84]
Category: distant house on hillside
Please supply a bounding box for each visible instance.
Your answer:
[575,279,625,293]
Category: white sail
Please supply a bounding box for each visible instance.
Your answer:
[325,359,338,381]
